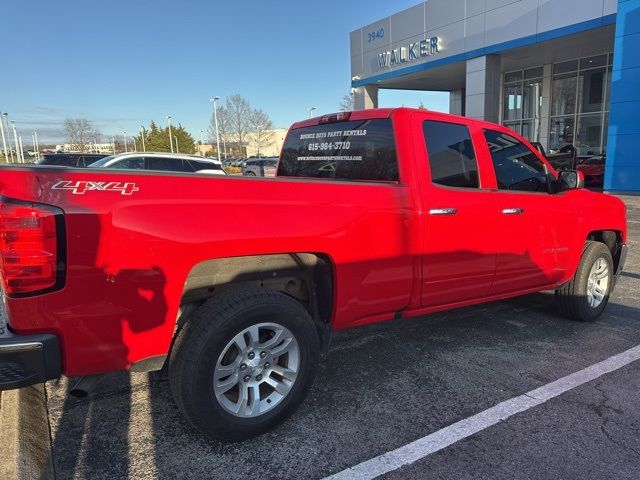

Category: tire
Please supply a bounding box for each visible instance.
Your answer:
[168,286,320,442]
[555,241,613,322]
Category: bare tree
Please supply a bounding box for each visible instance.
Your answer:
[62,118,101,152]
[339,92,355,112]
[249,108,274,156]
[226,94,252,158]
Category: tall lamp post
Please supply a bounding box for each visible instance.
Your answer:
[133,138,137,152]
[307,107,316,118]
[200,129,205,156]
[111,136,116,154]
[2,113,14,162]
[139,125,146,152]
[123,131,128,153]
[0,112,8,162]
[10,121,20,162]
[174,135,179,153]
[166,115,173,153]
[34,130,39,160]
[209,97,221,162]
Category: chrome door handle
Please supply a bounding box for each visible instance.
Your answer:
[429,208,457,215]
[502,208,524,215]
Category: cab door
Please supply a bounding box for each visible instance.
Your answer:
[416,117,499,307]
[480,129,577,293]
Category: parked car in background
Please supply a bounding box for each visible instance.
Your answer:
[37,152,109,167]
[576,155,606,186]
[88,152,226,175]
[243,157,278,176]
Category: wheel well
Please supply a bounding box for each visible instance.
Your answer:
[587,230,623,269]
[179,253,334,326]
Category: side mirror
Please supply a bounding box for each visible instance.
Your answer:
[557,169,584,191]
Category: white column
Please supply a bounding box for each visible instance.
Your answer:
[449,89,465,116]
[353,85,378,110]
[538,64,553,151]
[465,55,501,122]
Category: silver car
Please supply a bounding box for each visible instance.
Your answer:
[242,158,278,177]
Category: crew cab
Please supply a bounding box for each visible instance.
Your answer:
[0,108,627,441]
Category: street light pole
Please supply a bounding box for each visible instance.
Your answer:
[0,113,8,162]
[174,135,179,153]
[133,137,137,152]
[307,107,316,118]
[166,115,173,153]
[11,121,19,162]
[18,136,24,163]
[123,131,128,153]
[210,97,221,162]
[111,136,116,154]
[2,113,14,162]
[34,130,39,160]
[139,125,146,152]
[200,129,205,156]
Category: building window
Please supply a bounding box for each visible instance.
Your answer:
[549,54,612,157]
[502,67,543,143]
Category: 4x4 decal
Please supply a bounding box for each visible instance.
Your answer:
[51,180,140,195]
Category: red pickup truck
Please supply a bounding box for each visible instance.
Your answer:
[0,108,627,441]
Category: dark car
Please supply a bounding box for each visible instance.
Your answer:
[37,153,110,167]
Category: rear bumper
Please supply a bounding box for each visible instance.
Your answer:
[0,331,61,391]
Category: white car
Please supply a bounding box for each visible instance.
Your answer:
[88,152,226,175]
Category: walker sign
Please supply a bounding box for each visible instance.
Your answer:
[377,36,441,70]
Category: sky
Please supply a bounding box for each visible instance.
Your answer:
[2,0,449,144]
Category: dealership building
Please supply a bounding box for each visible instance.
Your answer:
[350,0,640,193]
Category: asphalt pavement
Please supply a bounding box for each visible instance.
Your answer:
[46,195,640,480]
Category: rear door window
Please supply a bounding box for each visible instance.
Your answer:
[423,120,479,188]
[112,157,145,169]
[278,119,398,181]
[188,160,223,172]
[147,158,194,172]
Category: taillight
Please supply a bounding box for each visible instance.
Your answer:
[319,112,351,124]
[0,200,63,295]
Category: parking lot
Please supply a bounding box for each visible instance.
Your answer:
[45,196,640,480]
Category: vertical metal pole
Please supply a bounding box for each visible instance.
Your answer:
[0,114,8,162]
[111,136,116,154]
[174,135,179,153]
[3,114,14,162]
[34,130,39,160]
[140,125,146,152]
[200,130,205,156]
[11,121,19,162]
[123,131,128,153]
[133,137,137,152]
[211,98,221,162]
[167,116,173,153]
[18,136,24,162]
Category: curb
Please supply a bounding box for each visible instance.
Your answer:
[0,384,55,480]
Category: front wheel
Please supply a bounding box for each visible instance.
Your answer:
[168,287,320,442]
[555,241,613,322]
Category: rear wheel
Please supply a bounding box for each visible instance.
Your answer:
[555,241,613,321]
[168,287,320,442]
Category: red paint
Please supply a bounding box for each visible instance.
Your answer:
[0,108,627,377]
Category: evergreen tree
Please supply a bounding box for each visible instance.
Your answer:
[134,121,195,153]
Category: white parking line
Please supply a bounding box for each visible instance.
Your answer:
[324,344,640,480]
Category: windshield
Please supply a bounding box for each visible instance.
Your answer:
[88,155,116,167]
